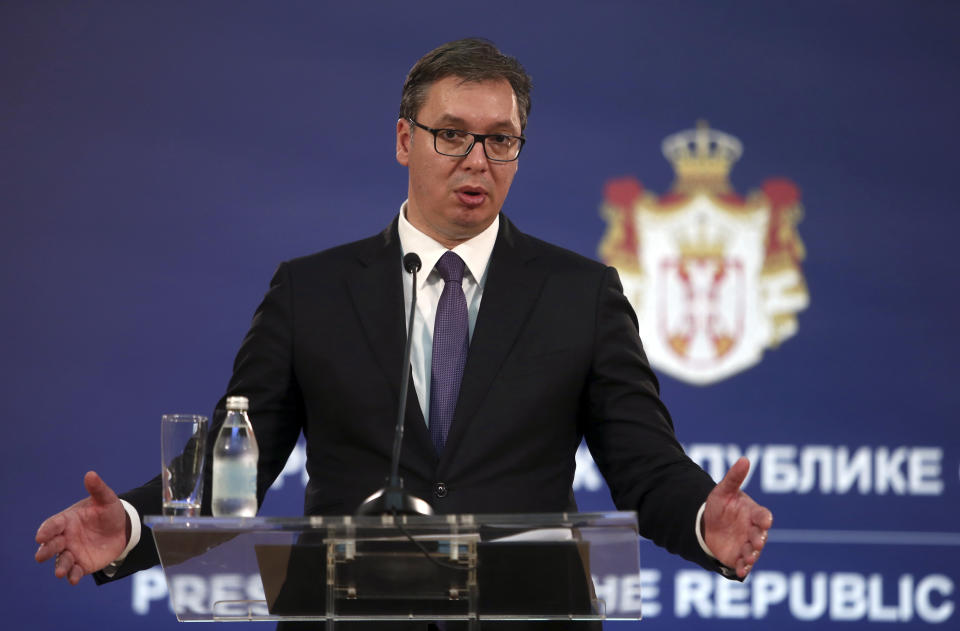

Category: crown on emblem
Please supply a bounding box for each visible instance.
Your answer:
[675,223,728,258]
[662,121,743,193]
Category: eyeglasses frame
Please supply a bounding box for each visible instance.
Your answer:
[406,118,525,162]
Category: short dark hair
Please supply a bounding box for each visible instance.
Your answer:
[400,38,532,131]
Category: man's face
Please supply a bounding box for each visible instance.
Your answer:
[397,76,521,247]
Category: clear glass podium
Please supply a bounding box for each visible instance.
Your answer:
[144,511,642,626]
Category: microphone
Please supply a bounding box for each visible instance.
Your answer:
[357,252,433,515]
[403,252,421,274]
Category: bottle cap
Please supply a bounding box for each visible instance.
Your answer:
[225,395,249,411]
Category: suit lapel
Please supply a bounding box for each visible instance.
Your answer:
[348,221,406,399]
[441,216,546,465]
[347,220,436,466]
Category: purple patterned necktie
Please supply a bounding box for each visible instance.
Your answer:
[429,251,469,454]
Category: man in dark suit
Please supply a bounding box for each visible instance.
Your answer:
[36,37,772,615]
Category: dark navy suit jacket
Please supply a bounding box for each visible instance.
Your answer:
[105,214,719,584]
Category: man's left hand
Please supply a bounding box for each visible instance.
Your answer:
[703,457,773,579]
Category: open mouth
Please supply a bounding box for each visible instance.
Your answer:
[456,187,487,207]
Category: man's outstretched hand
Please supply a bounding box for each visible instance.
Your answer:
[704,457,773,579]
[35,471,129,585]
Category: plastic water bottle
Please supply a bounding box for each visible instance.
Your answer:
[212,395,259,517]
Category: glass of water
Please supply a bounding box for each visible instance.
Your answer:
[161,414,208,516]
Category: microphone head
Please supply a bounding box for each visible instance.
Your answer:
[403,252,422,274]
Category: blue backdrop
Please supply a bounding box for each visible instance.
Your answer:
[3,1,958,629]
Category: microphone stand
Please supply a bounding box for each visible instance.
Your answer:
[357,252,434,516]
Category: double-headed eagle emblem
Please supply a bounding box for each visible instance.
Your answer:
[599,122,808,385]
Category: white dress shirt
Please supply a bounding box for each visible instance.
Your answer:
[396,202,500,425]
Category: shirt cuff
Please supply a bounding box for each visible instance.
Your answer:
[117,499,141,561]
[695,502,716,559]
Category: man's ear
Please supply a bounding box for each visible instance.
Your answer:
[396,118,411,166]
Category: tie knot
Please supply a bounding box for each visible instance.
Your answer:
[435,251,466,284]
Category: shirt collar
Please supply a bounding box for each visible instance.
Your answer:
[397,200,500,290]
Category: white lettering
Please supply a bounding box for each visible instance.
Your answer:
[209,574,246,617]
[270,441,308,489]
[628,569,954,623]
[835,446,872,494]
[630,568,954,623]
[131,567,168,615]
[675,570,713,618]
[247,575,269,617]
[909,447,943,495]
[170,575,209,615]
[762,445,798,493]
[574,444,604,492]
[637,569,660,617]
[591,573,655,617]
[830,572,866,620]
[716,576,750,618]
[592,575,617,613]
[868,573,898,621]
[752,571,788,618]
[619,574,643,614]
[790,571,828,620]
[687,444,944,497]
[688,444,726,482]
[132,573,268,618]
[899,574,914,621]
[726,444,761,487]
[916,574,955,623]
[798,446,834,493]
[875,447,908,495]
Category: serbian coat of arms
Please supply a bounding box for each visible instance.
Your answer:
[599,122,808,385]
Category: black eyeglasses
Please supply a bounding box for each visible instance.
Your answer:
[407,118,525,162]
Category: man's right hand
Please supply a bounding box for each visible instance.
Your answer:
[35,471,130,585]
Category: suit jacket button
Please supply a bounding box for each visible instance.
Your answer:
[434,482,447,498]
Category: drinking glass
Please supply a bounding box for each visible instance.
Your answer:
[161,414,208,516]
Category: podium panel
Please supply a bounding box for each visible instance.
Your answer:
[144,512,642,624]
